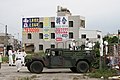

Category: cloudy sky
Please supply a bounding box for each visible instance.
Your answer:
[0,0,120,40]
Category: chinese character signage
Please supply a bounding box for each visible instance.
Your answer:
[43,17,50,41]
[55,16,68,41]
[22,18,39,28]
[55,16,68,27]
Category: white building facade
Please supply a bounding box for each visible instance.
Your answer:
[22,6,102,52]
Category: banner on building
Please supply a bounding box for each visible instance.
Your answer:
[22,18,39,28]
[23,28,40,33]
[55,16,68,41]
[43,17,50,41]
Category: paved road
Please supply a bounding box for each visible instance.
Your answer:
[0,63,99,80]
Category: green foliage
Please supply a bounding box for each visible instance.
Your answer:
[88,69,117,78]
[103,35,119,44]
[92,57,99,69]
[108,36,118,44]
[94,41,100,49]
[91,41,100,69]
[94,41,100,57]
[2,56,8,63]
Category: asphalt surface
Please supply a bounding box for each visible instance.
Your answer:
[0,63,99,80]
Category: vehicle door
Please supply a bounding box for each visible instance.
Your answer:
[50,50,64,67]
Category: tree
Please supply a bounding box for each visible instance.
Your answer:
[103,36,118,44]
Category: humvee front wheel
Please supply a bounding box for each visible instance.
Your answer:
[30,61,43,74]
[76,61,89,73]
[27,64,32,73]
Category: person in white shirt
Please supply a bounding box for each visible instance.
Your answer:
[13,49,19,66]
[85,38,93,50]
[8,48,13,66]
[16,49,23,72]
[70,39,77,50]
[21,49,27,66]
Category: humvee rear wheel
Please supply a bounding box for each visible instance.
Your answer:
[76,61,89,73]
[70,67,77,73]
[30,61,43,74]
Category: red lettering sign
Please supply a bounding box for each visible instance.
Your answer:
[24,28,40,32]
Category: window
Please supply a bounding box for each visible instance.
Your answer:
[39,45,43,50]
[69,32,73,39]
[118,30,120,34]
[39,33,43,39]
[69,21,73,27]
[51,22,55,28]
[81,34,86,39]
[81,20,85,28]
[51,50,61,56]
[28,33,32,39]
[51,33,55,39]
[39,22,43,28]
[51,44,55,48]
[97,35,101,39]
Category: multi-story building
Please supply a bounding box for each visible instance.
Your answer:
[0,33,21,54]
[22,6,101,52]
[79,29,102,43]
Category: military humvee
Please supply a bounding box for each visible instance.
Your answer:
[25,48,95,74]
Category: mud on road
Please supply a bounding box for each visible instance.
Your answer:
[0,64,99,80]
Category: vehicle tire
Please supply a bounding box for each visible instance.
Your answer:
[30,61,43,74]
[27,64,33,73]
[70,67,77,73]
[76,61,89,73]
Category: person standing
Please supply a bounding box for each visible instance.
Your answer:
[13,49,18,66]
[8,48,13,66]
[70,39,76,50]
[16,49,23,72]
[85,38,94,50]
[85,38,90,50]
[21,49,27,66]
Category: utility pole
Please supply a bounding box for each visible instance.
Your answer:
[4,25,8,56]
[118,30,120,55]
[118,30,120,44]
[99,32,103,70]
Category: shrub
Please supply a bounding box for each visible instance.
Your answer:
[88,69,117,79]
[2,56,8,63]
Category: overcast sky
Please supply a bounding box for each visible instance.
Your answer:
[0,0,120,40]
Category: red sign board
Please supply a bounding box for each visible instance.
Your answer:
[24,28,39,32]
[56,38,62,41]
[55,28,68,34]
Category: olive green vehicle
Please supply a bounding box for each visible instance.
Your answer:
[25,48,96,74]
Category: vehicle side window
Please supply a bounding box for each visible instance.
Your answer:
[51,50,62,56]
